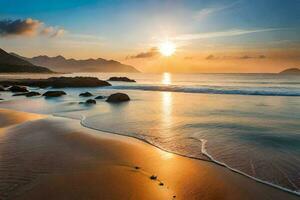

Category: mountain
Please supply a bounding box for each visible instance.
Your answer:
[0,49,53,73]
[279,68,300,75]
[12,53,139,73]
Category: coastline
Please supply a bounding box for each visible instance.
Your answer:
[0,108,298,200]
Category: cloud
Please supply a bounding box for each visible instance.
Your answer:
[0,18,42,37]
[194,1,240,20]
[206,54,216,60]
[50,28,66,38]
[0,18,65,38]
[173,28,285,41]
[205,54,267,60]
[127,48,159,59]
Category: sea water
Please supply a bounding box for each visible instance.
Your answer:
[0,73,299,193]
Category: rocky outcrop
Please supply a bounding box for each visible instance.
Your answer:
[106,93,130,103]
[8,86,28,93]
[0,77,111,88]
[13,91,41,97]
[107,77,136,82]
[43,91,66,97]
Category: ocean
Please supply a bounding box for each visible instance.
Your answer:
[0,72,299,194]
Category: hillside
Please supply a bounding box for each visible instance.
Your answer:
[12,53,139,73]
[0,49,53,73]
[279,68,300,75]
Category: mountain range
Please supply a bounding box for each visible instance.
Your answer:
[0,48,53,73]
[11,53,139,73]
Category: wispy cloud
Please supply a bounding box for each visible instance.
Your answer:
[205,54,267,60]
[127,48,158,59]
[173,28,286,41]
[194,1,240,20]
[0,18,65,38]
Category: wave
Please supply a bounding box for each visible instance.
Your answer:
[107,85,300,96]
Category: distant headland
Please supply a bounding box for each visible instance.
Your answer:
[279,68,300,75]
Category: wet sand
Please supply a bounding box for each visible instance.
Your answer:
[0,108,298,200]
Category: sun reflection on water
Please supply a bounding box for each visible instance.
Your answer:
[162,72,171,85]
[161,91,173,128]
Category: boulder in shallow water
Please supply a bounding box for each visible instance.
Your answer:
[107,77,136,82]
[8,85,28,93]
[106,93,130,103]
[13,91,41,97]
[43,91,66,97]
[85,99,96,104]
[79,92,93,97]
[95,95,105,99]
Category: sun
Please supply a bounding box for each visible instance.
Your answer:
[159,41,176,57]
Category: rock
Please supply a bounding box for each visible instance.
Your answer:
[108,77,136,82]
[13,91,41,97]
[134,166,140,170]
[150,175,157,180]
[79,92,93,97]
[0,77,111,88]
[95,95,105,99]
[43,91,66,97]
[106,93,130,103]
[0,86,5,91]
[85,99,96,104]
[0,98,3,100]
[159,182,164,186]
[8,85,28,93]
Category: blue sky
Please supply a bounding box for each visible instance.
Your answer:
[0,0,299,72]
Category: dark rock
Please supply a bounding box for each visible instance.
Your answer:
[108,76,136,82]
[0,76,111,88]
[8,85,28,93]
[106,93,130,103]
[159,182,164,186]
[134,166,140,170]
[0,86,5,91]
[0,98,3,100]
[13,91,40,97]
[0,84,9,88]
[150,175,157,180]
[43,91,66,97]
[95,95,105,99]
[79,92,93,97]
[85,99,96,104]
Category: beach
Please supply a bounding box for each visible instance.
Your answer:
[0,108,298,200]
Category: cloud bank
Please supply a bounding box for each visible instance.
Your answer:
[0,18,65,38]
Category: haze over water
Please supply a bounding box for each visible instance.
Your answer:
[0,72,299,193]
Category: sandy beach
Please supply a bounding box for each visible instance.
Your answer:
[0,108,298,200]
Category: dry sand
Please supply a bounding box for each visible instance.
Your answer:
[0,108,298,200]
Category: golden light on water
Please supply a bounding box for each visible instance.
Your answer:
[159,41,176,56]
[162,72,171,85]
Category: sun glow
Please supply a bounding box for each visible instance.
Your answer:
[159,41,176,56]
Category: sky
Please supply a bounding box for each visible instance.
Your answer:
[0,0,300,73]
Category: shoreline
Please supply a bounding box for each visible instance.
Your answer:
[0,108,299,199]
[77,113,300,197]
